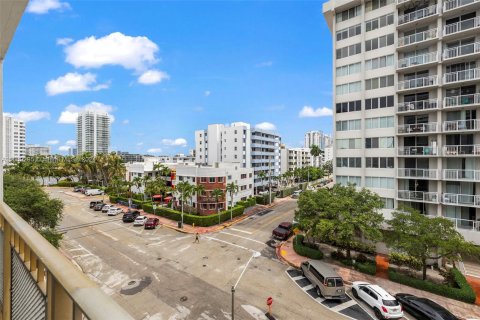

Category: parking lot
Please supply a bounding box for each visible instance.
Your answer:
[49,188,348,320]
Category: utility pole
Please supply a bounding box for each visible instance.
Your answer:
[231,251,260,320]
[231,286,235,320]
[268,161,272,205]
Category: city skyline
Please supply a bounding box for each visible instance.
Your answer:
[3,0,334,155]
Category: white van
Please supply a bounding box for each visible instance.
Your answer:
[85,189,104,196]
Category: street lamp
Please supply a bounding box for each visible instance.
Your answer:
[231,251,261,320]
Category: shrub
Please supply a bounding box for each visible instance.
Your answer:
[255,194,276,205]
[389,252,422,271]
[331,250,346,260]
[355,260,376,275]
[293,235,323,260]
[356,253,368,263]
[388,268,476,304]
[277,187,299,198]
[53,180,79,187]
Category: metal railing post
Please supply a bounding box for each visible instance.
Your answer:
[3,223,11,320]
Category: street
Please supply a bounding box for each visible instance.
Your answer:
[48,188,346,320]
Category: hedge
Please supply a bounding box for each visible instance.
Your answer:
[355,261,377,275]
[330,251,377,275]
[142,203,245,227]
[388,268,476,304]
[236,197,256,208]
[277,186,299,198]
[389,252,422,271]
[255,194,276,205]
[293,235,323,260]
[53,180,79,187]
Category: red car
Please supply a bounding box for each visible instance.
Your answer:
[144,218,160,229]
[272,222,293,240]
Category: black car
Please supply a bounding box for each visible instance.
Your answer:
[94,203,106,211]
[395,294,458,320]
[90,200,104,208]
[122,211,141,223]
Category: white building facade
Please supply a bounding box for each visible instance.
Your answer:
[76,111,110,156]
[3,115,25,164]
[324,0,480,243]
[304,130,333,150]
[26,144,50,156]
[280,145,320,174]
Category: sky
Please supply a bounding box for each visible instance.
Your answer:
[4,0,333,155]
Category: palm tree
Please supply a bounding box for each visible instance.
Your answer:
[193,184,205,214]
[175,181,193,226]
[132,176,143,199]
[211,188,224,225]
[226,182,239,221]
[257,171,266,194]
[310,144,321,167]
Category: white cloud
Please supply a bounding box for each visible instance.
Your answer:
[137,142,144,146]
[298,106,333,118]
[57,102,115,124]
[255,122,276,131]
[122,119,129,125]
[161,138,187,147]
[66,140,76,146]
[27,0,70,14]
[58,145,70,151]
[4,111,50,122]
[46,140,59,145]
[45,72,109,96]
[147,148,162,153]
[204,90,211,97]
[255,61,273,68]
[64,32,159,72]
[137,70,169,85]
[56,38,73,46]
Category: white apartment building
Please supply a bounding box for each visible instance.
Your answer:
[146,154,195,164]
[304,130,333,150]
[195,122,281,189]
[3,115,25,164]
[26,144,50,156]
[76,110,110,156]
[324,145,334,162]
[324,0,480,243]
[280,145,320,174]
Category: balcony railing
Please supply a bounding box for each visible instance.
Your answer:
[397,99,439,113]
[443,169,480,181]
[398,5,438,25]
[443,144,480,155]
[398,190,439,203]
[397,168,438,179]
[397,75,438,91]
[398,146,438,156]
[398,28,437,47]
[443,42,480,60]
[443,119,480,131]
[444,216,480,232]
[444,68,480,84]
[444,0,480,12]
[444,17,480,35]
[443,193,480,207]
[198,196,225,203]
[397,51,439,69]
[397,122,438,134]
[444,93,480,108]
[0,202,132,320]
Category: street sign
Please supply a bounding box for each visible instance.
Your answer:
[153,204,157,210]
[266,297,273,306]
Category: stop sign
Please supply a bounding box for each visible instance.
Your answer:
[266,297,273,306]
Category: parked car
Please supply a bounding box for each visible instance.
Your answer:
[300,260,346,299]
[107,207,123,216]
[395,293,458,320]
[89,200,103,208]
[292,190,302,198]
[85,189,104,196]
[352,282,403,319]
[133,216,148,226]
[272,222,293,240]
[73,186,84,192]
[122,211,141,223]
[102,205,113,213]
[94,203,106,211]
[144,218,160,229]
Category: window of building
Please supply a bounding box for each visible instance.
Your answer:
[336,62,361,77]
[380,197,394,209]
[365,13,394,32]
[200,177,207,183]
[336,157,362,168]
[336,100,361,113]
[218,177,224,182]
[365,177,394,189]
[365,116,394,129]
[366,157,394,168]
[365,0,394,12]
[336,43,362,59]
[336,119,361,131]
[336,176,361,186]
[365,95,394,109]
[336,24,362,41]
[365,75,395,90]
[336,5,361,22]
[209,177,216,183]
[241,174,247,179]
[209,204,216,210]
[336,81,362,95]
[365,137,394,148]
[365,54,394,70]
[365,34,394,52]
[336,138,362,149]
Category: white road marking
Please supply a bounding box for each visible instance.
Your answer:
[303,284,314,291]
[97,229,119,241]
[230,227,252,235]
[315,297,325,303]
[118,252,140,266]
[178,245,191,252]
[113,222,142,234]
[241,305,268,320]
[219,231,265,245]
[330,299,357,312]
[152,272,160,282]
[205,236,260,254]
[292,275,305,281]
[148,240,169,247]
[72,253,93,259]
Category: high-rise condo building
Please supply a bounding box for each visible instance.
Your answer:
[304,130,332,149]
[323,0,480,243]
[76,111,110,156]
[3,114,25,164]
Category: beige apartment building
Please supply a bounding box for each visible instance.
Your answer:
[323,0,480,243]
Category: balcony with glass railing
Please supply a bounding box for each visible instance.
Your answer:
[443,119,480,132]
[397,75,438,91]
[397,122,438,134]
[444,17,480,37]
[443,169,480,181]
[444,0,480,13]
[443,42,480,61]
[397,51,439,70]
[443,144,480,156]
[397,168,439,179]
[397,145,438,156]
[444,93,480,108]
[398,28,438,48]
[397,190,440,203]
[443,68,480,84]
[398,5,439,26]
[397,99,440,113]
[443,193,480,207]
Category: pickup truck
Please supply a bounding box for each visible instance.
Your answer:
[272,222,293,240]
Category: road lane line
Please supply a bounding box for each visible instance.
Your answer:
[229,228,252,234]
[205,236,260,254]
[118,252,140,266]
[113,222,142,234]
[330,299,357,312]
[219,231,265,245]
[97,229,119,241]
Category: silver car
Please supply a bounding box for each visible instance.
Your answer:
[301,260,346,299]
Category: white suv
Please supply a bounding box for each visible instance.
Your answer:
[352,282,403,319]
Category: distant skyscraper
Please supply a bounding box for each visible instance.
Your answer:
[304,130,331,150]
[3,114,25,164]
[76,111,110,156]
[26,144,50,156]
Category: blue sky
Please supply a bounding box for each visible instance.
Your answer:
[4,0,333,155]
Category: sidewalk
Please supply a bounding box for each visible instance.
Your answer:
[277,237,480,320]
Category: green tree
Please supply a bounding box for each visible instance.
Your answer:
[211,188,224,224]
[322,160,333,176]
[226,182,239,221]
[4,174,64,247]
[387,207,480,280]
[175,181,193,225]
[193,184,205,214]
[257,171,266,194]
